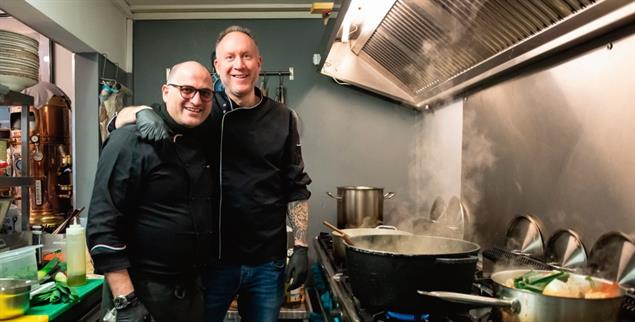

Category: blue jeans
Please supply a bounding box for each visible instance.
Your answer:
[204,259,285,322]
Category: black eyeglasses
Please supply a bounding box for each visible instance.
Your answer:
[167,83,213,102]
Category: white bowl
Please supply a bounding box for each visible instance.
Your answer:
[0,61,39,73]
[0,42,38,55]
[0,30,38,48]
[0,74,38,92]
[0,60,39,71]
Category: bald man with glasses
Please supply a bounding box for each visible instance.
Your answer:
[88,61,216,322]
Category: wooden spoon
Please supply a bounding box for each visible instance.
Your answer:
[323,221,355,246]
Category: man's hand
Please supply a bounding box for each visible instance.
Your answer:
[136,109,170,141]
[116,301,155,322]
[285,246,308,291]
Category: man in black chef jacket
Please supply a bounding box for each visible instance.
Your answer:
[87,61,215,322]
[110,25,312,322]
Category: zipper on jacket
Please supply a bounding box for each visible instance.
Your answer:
[217,94,264,260]
[218,101,245,260]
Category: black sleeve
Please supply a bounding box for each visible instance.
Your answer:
[86,126,144,273]
[106,103,162,133]
[106,114,118,133]
[285,109,312,202]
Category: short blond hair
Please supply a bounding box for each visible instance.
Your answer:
[216,25,257,48]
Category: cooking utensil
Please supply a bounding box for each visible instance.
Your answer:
[587,231,635,291]
[505,215,545,258]
[413,196,467,239]
[545,229,587,270]
[419,269,624,322]
[327,224,411,261]
[429,196,445,221]
[344,234,479,313]
[326,186,395,228]
[322,221,354,246]
[52,206,85,234]
[0,278,32,320]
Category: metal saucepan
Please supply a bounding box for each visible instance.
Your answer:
[326,186,395,228]
[345,234,480,313]
[419,269,624,322]
[331,225,411,261]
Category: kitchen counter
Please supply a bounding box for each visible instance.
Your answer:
[5,278,102,322]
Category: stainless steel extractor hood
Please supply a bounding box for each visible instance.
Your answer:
[321,0,635,110]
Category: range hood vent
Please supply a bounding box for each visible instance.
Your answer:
[321,0,635,109]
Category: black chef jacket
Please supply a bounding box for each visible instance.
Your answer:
[87,116,215,277]
[210,90,311,264]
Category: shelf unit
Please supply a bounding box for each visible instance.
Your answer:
[0,83,33,231]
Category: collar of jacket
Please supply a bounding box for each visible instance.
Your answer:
[218,87,264,112]
[156,103,202,138]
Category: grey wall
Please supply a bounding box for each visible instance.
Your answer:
[73,53,100,215]
[461,26,635,250]
[133,19,417,246]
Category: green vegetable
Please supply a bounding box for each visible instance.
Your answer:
[37,258,60,281]
[513,270,569,293]
[58,261,67,273]
[54,272,68,285]
[30,281,79,306]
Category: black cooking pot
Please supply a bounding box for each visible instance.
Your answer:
[345,234,480,313]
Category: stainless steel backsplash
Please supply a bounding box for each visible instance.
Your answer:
[461,25,635,250]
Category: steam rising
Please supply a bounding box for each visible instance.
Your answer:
[462,108,496,210]
[386,100,497,247]
[379,2,498,248]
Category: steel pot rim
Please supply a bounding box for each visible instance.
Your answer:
[345,234,480,257]
[331,226,412,237]
[335,186,384,190]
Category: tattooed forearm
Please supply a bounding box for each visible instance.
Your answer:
[287,200,309,247]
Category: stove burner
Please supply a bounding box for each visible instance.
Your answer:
[386,311,430,321]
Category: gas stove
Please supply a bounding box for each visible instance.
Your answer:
[313,233,497,322]
[313,232,635,322]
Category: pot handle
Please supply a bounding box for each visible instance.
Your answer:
[434,256,478,264]
[326,192,342,200]
[384,192,396,199]
[417,291,520,314]
[375,225,398,230]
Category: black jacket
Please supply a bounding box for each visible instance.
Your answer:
[87,114,215,277]
[212,90,311,264]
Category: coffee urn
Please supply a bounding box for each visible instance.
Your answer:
[9,95,72,229]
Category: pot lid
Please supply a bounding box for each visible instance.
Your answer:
[336,186,383,190]
[587,232,635,291]
[505,215,545,259]
[545,229,587,271]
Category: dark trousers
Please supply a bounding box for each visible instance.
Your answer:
[101,272,205,322]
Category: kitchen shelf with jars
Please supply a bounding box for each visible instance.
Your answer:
[0,83,33,232]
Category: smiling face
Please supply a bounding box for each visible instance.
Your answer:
[161,61,213,128]
[214,31,262,105]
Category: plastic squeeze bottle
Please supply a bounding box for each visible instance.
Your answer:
[66,218,87,286]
